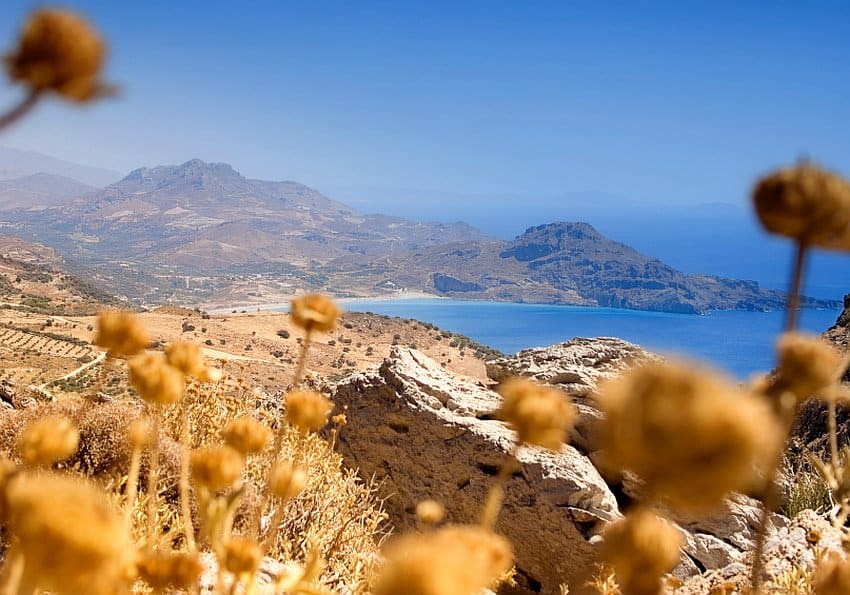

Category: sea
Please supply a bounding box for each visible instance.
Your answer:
[317,298,843,380]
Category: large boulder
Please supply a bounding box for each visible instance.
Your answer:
[333,343,794,593]
[333,347,619,594]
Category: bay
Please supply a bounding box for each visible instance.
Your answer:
[324,298,842,379]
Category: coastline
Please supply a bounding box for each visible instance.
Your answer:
[204,290,442,315]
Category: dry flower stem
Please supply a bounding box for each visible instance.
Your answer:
[179,397,196,551]
[0,90,41,131]
[480,448,519,530]
[785,241,808,332]
[147,404,161,549]
[125,440,142,525]
[752,240,810,593]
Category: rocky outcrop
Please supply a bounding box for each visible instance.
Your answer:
[332,343,787,593]
[333,347,619,594]
[486,337,658,454]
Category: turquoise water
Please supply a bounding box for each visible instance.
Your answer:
[325,298,842,379]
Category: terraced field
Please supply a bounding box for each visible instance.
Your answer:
[0,328,92,358]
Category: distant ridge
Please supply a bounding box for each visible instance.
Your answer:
[0,159,839,313]
[0,146,121,187]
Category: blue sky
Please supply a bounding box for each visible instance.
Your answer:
[0,1,848,207]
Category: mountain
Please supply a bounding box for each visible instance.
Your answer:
[0,159,837,313]
[0,174,95,209]
[0,147,121,187]
[321,222,829,313]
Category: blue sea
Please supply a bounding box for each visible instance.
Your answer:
[327,298,842,379]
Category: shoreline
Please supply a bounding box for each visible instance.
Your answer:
[205,290,442,315]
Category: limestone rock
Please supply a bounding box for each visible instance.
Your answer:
[333,347,619,594]
[485,337,660,397]
[486,338,660,452]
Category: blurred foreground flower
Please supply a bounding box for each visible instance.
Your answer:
[6,8,111,102]
[290,293,340,333]
[497,376,575,451]
[596,361,782,512]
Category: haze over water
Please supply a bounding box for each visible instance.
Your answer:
[326,298,842,379]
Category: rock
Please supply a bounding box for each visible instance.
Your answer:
[486,338,659,452]
[333,347,620,594]
[485,337,659,397]
[675,509,844,593]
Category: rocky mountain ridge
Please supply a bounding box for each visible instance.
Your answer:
[0,159,836,313]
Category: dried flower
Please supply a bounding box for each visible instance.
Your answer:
[285,390,332,433]
[269,461,307,500]
[222,537,262,577]
[372,525,513,595]
[752,164,850,250]
[190,445,243,491]
[771,332,844,399]
[596,361,782,512]
[5,472,133,594]
[165,341,207,378]
[18,414,79,466]
[198,365,223,383]
[415,499,445,525]
[496,377,575,450]
[814,552,850,595]
[600,508,683,595]
[332,413,348,427]
[5,8,110,102]
[137,551,204,591]
[94,310,149,357]
[127,416,153,449]
[222,417,272,455]
[128,352,185,405]
[290,293,340,333]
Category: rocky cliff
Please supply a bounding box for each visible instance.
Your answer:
[330,342,807,594]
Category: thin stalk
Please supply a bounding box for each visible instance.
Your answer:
[0,90,41,131]
[179,396,196,551]
[480,447,519,530]
[124,444,142,525]
[259,330,313,541]
[829,399,840,469]
[146,405,161,549]
[785,241,808,332]
[750,397,799,592]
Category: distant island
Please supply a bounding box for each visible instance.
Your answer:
[0,158,838,314]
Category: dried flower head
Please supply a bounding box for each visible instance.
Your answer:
[5,8,110,102]
[198,365,223,383]
[269,461,308,500]
[600,508,683,595]
[497,377,575,450]
[137,551,204,591]
[164,341,207,378]
[94,310,149,357]
[222,537,262,577]
[752,164,850,250]
[5,471,133,594]
[814,552,850,595]
[285,390,333,433]
[222,417,272,455]
[596,361,782,512]
[372,525,513,595]
[772,332,844,399]
[415,499,445,525]
[128,352,185,405]
[290,293,341,333]
[190,445,243,491]
[127,416,153,449]
[18,414,79,466]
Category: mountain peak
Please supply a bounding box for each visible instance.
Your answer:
[119,159,244,189]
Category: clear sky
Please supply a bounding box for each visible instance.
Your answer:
[0,0,848,206]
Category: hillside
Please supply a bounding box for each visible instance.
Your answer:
[0,173,95,209]
[0,159,836,313]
